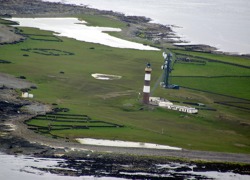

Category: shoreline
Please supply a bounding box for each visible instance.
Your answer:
[1,86,250,166]
[0,0,250,176]
[1,0,249,58]
[56,0,250,56]
[42,0,250,56]
[1,0,246,56]
[1,0,250,57]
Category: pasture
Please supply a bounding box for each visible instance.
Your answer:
[0,16,250,153]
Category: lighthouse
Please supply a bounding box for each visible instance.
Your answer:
[143,63,152,104]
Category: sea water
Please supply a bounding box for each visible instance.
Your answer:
[43,0,250,54]
[0,152,124,180]
[0,152,249,179]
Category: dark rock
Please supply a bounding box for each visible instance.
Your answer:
[30,86,37,89]
[19,76,26,79]
[0,59,11,63]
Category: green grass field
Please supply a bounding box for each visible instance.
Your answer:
[1,16,250,153]
[172,49,250,67]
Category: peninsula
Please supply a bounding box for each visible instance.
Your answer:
[0,0,250,178]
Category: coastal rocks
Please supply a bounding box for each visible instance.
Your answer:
[0,0,93,16]
[0,0,183,48]
[0,88,29,120]
[31,153,250,179]
[118,15,151,24]
[0,88,54,155]
[0,88,51,118]
[0,101,23,120]
[0,132,57,156]
[0,89,248,176]
[24,103,51,115]
[175,44,218,53]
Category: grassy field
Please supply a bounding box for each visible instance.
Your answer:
[0,16,250,153]
[77,14,127,28]
[0,18,18,25]
[172,49,250,67]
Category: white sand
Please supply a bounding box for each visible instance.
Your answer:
[76,138,182,150]
[10,17,159,51]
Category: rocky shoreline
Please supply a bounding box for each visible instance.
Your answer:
[0,0,250,178]
[1,83,250,177]
[2,0,250,57]
[0,0,218,53]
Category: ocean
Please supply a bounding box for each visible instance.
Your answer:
[1,152,249,180]
[43,0,250,54]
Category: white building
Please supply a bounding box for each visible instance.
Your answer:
[149,97,198,114]
[21,92,34,98]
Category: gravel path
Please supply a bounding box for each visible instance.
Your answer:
[0,72,35,89]
[0,24,24,44]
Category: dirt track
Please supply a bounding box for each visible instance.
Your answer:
[0,72,36,89]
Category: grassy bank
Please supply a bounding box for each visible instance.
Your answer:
[0,16,250,154]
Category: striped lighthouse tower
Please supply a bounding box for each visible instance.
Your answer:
[143,63,152,104]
